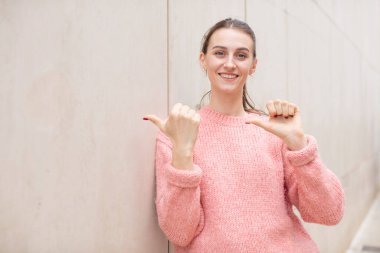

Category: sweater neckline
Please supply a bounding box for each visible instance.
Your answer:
[199,105,256,126]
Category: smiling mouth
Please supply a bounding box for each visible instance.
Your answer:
[218,73,239,80]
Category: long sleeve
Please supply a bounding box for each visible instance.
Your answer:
[155,132,205,247]
[283,135,345,225]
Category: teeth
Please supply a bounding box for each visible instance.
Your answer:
[220,73,237,79]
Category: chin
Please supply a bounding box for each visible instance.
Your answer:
[213,85,243,95]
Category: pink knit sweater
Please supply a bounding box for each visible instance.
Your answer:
[155,106,344,253]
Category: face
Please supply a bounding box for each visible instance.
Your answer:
[200,28,257,95]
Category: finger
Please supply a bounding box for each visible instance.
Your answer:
[294,105,300,114]
[294,105,301,117]
[273,100,282,116]
[288,103,296,116]
[192,113,201,124]
[281,101,289,118]
[143,114,165,131]
[187,109,196,118]
[170,103,183,116]
[245,118,271,131]
[179,105,190,116]
[266,101,276,117]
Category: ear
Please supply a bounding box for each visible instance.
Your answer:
[249,58,258,75]
[199,52,207,71]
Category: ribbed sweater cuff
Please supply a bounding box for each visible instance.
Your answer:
[285,135,318,166]
[165,164,202,188]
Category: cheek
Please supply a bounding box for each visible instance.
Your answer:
[205,57,223,69]
[241,62,254,74]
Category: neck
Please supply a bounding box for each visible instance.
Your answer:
[209,90,246,117]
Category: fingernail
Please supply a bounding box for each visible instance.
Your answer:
[245,122,250,124]
[143,117,148,120]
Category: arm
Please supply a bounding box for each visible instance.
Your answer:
[282,135,345,225]
[155,133,205,246]
[245,100,344,225]
[145,103,204,246]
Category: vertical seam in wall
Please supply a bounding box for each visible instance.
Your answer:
[244,0,247,21]
[166,0,170,115]
[329,14,332,103]
[167,0,170,248]
[166,1,170,250]
[285,0,289,99]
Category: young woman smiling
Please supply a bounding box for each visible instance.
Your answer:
[144,18,344,253]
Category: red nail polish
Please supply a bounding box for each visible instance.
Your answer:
[143,117,148,120]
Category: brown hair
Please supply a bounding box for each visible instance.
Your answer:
[199,18,264,115]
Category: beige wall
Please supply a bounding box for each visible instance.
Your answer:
[0,1,168,252]
[0,1,379,253]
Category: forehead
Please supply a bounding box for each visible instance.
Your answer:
[208,28,254,51]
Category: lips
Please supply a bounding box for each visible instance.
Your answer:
[218,73,239,80]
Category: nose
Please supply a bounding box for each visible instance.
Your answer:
[224,55,236,69]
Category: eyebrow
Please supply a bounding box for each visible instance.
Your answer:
[211,46,250,52]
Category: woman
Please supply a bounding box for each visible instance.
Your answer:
[144,18,344,253]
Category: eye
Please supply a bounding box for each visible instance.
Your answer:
[214,51,225,57]
[236,53,248,60]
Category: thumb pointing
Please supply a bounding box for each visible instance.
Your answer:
[245,118,270,131]
[143,115,165,132]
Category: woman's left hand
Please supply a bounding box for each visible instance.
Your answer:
[245,100,307,151]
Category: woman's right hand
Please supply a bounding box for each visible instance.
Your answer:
[144,103,201,169]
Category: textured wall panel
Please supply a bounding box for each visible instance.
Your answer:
[0,1,168,252]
